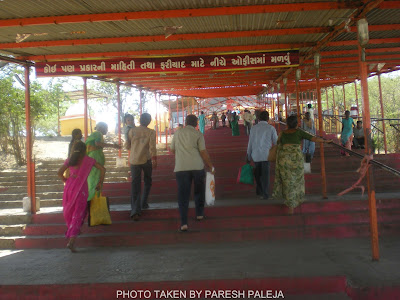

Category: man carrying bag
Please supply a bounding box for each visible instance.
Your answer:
[170,115,215,232]
[246,111,278,200]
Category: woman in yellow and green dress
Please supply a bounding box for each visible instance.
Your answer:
[85,122,120,202]
[272,116,332,214]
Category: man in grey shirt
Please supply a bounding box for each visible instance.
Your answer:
[246,111,278,199]
[170,114,214,232]
[353,120,365,149]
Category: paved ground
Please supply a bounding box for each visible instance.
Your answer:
[1,193,399,300]
[0,236,399,288]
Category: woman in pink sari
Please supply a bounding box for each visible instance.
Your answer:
[57,141,106,252]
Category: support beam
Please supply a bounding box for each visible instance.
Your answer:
[176,100,179,129]
[155,93,158,144]
[325,88,331,133]
[25,65,36,214]
[139,88,143,115]
[284,85,288,120]
[296,81,301,124]
[342,84,346,111]
[377,73,388,154]
[316,74,327,199]
[83,77,88,140]
[328,37,400,47]
[116,82,122,158]
[159,95,162,143]
[359,45,380,261]
[181,98,185,125]
[57,98,60,136]
[168,95,172,138]
[355,81,360,117]
[0,2,358,28]
[276,84,281,131]
[1,27,330,50]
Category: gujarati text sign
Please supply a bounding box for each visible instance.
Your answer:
[35,50,299,77]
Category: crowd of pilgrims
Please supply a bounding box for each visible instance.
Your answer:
[64,109,379,251]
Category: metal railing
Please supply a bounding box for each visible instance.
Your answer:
[390,124,400,133]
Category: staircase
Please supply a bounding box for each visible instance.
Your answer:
[1,125,399,209]
[1,124,400,245]
[1,124,400,299]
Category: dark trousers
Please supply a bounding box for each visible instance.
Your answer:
[244,121,252,135]
[130,160,152,217]
[175,170,205,226]
[353,137,365,148]
[254,161,270,199]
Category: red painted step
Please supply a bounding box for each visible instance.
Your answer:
[29,199,400,224]
[22,209,400,236]
[13,222,400,250]
[7,199,400,250]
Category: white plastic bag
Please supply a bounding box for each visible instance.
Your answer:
[304,162,311,174]
[205,172,215,206]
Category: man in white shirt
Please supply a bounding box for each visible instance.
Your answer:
[170,114,214,232]
[246,111,278,199]
[353,120,365,149]
[243,109,254,136]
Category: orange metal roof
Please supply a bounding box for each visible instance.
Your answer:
[0,0,399,100]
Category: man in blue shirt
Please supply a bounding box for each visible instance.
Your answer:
[246,111,278,199]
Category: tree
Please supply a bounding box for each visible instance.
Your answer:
[88,80,140,125]
[0,66,69,165]
[34,79,70,136]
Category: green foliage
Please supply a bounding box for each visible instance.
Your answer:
[0,66,69,165]
[322,72,400,153]
[33,79,70,136]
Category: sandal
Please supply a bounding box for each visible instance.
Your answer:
[179,225,188,232]
[196,216,204,221]
[67,238,77,253]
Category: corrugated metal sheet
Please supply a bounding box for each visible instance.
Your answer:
[366,8,400,25]
[0,0,336,19]
[0,33,326,58]
[0,9,355,42]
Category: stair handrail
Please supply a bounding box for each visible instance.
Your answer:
[390,123,400,133]
[372,117,400,122]
[371,123,384,135]
[277,121,400,178]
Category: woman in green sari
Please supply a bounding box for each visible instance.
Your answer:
[272,116,331,214]
[231,112,240,136]
[85,122,120,202]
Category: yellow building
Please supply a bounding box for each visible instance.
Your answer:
[149,112,169,133]
[60,114,97,136]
